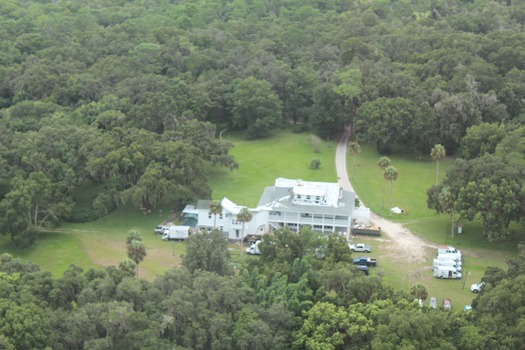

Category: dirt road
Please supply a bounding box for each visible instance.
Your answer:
[336,127,435,263]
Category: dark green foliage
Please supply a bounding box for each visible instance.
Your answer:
[182,229,233,276]
[0,0,525,346]
[0,234,523,349]
[0,0,524,248]
[431,152,525,241]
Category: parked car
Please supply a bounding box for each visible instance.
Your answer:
[470,282,485,293]
[355,265,369,275]
[443,298,452,310]
[353,257,377,267]
[429,297,437,309]
[349,243,372,253]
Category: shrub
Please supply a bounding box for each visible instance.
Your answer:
[310,158,321,169]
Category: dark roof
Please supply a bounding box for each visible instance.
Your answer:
[196,200,213,210]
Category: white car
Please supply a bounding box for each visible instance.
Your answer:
[470,282,485,293]
[429,297,437,309]
[349,243,372,253]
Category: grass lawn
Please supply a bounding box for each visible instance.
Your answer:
[208,129,338,207]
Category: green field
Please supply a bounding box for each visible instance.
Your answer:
[0,128,521,310]
[208,129,338,206]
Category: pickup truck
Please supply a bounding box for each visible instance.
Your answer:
[349,243,372,253]
[353,257,377,267]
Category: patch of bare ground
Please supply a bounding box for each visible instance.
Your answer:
[369,212,435,264]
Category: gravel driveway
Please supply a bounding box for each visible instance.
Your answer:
[336,127,435,263]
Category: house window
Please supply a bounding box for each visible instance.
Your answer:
[219,214,223,219]
[297,195,302,199]
[208,213,212,219]
[306,195,311,200]
[313,225,322,229]
[236,230,239,238]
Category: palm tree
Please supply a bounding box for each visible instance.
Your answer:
[209,200,223,228]
[409,283,428,301]
[236,208,253,259]
[347,141,361,178]
[377,157,392,208]
[439,186,456,239]
[384,166,398,216]
[126,230,146,277]
[430,144,446,186]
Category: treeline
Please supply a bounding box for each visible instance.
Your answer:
[1,0,525,246]
[0,228,524,350]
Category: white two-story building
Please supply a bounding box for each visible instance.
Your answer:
[182,178,370,240]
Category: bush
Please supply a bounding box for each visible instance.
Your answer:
[307,134,322,153]
[12,227,39,249]
[310,158,321,169]
[67,203,102,223]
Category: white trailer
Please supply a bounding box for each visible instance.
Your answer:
[433,266,462,279]
[433,259,462,272]
[162,226,191,241]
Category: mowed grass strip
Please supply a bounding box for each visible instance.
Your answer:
[0,231,95,275]
[59,205,184,280]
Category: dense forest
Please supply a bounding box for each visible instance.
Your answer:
[0,228,525,349]
[0,0,524,247]
[0,1,525,348]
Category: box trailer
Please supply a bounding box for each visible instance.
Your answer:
[162,226,191,241]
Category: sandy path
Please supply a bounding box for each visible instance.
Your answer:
[336,127,436,263]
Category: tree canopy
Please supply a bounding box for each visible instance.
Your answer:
[1,226,524,349]
[1,0,525,245]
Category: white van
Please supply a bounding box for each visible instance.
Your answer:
[437,247,461,259]
[437,254,462,265]
[433,259,462,272]
[433,266,462,279]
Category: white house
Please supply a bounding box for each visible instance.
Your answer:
[182,178,369,240]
